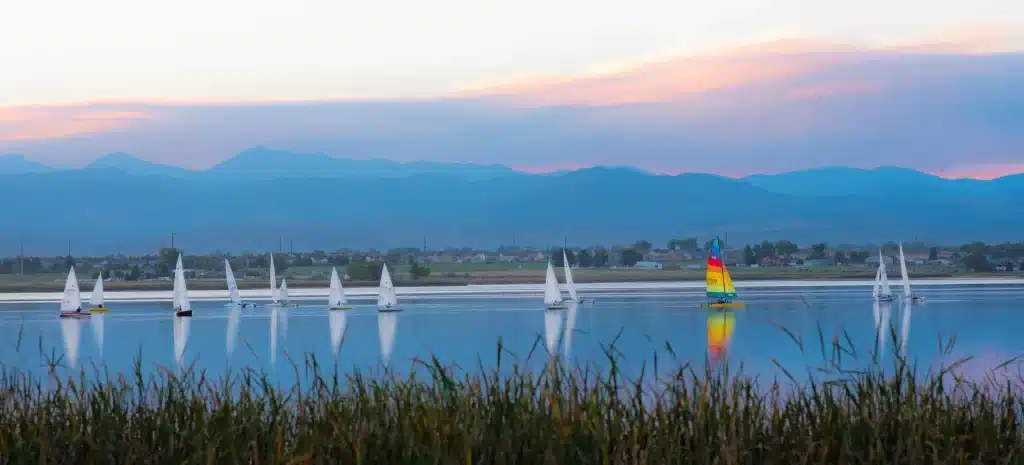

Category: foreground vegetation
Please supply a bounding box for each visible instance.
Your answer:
[1,337,1023,464]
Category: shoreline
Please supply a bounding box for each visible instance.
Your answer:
[1,276,1020,303]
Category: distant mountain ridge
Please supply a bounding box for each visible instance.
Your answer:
[0,163,1020,255]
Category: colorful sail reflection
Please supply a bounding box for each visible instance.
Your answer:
[707,311,736,363]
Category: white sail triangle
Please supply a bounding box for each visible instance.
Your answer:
[90,273,104,308]
[562,251,578,301]
[872,265,882,299]
[61,267,82,312]
[329,267,348,308]
[898,243,912,300]
[173,254,191,312]
[269,254,279,303]
[377,264,399,309]
[543,261,564,308]
[225,259,241,304]
[280,278,291,303]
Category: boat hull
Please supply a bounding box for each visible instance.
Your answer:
[330,305,353,310]
[546,304,569,310]
[876,296,895,302]
[266,302,298,308]
[378,306,402,312]
[175,310,193,317]
[88,307,109,313]
[701,302,745,309]
[59,311,91,318]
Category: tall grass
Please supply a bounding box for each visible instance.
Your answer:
[0,330,1022,464]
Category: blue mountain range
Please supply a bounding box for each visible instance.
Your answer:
[0,150,1019,255]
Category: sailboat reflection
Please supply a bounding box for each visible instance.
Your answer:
[563,302,578,360]
[378,312,398,365]
[226,307,242,358]
[173,315,191,371]
[707,310,736,364]
[872,301,892,360]
[329,309,347,357]
[59,318,83,369]
[270,307,279,366]
[90,313,105,357]
[900,299,912,358]
[280,308,289,342]
[543,309,564,356]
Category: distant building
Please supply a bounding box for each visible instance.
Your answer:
[633,261,663,269]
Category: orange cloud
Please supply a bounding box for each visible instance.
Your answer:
[0,107,154,141]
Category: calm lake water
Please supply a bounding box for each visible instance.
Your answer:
[1,284,1023,385]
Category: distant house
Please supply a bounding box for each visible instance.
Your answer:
[311,257,330,265]
[633,261,664,270]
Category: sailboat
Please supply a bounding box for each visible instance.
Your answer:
[225,259,254,308]
[173,254,193,317]
[562,251,595,305]
[873,250,894,302]
[59,267,89,318]
[328,267,351,310]
[701,238,744,308]
[278,278,297,308]
[543,260,568,310]
[88,273,108,312]
[266,254,283,307]
[377,263,401,311]
[898,243,924,303]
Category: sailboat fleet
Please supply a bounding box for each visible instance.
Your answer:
[873,242,924,304]
[543,253,593,310]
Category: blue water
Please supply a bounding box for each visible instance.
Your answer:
[1,284,1022,385]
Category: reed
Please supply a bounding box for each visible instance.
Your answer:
[0,330,1022,464]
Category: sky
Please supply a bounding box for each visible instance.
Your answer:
[2,0,1024,176]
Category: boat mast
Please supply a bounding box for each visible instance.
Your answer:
[717,237,728,302]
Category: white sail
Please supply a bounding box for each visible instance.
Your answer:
[269,254,279,303]
[880,262,892,297]
[60,267,82,312]
[60,318,83,369]
[91,314,105,355]
[329,310,347,356]
[89,273,104,307]
[543,309,563,355]
[226,307,241,357]
[563,302,578,359]
[872,266,882,299]
[173,254,190,312]
[377,264,399,308]
[280,278,291,303]
[898,243,912,300]
[225,259,241,304]
[173,314,190,371]
[378,312,397,365]
[329,267,347,306]
[563,251,578,301]
[543,261,563,306]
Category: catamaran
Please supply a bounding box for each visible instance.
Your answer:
[173,254,193,317]
[701,238,744,308]
[562,251,595,305]
[872,250,894,302]
[377,263,401,311]
[88,273,107,312]
[224,259,254,308]
[543,260,568,310]
[328,267,351,310]
[898,243,924,303]
[59,267,90,318]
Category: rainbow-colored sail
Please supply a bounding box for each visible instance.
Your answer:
[705,238,738,301]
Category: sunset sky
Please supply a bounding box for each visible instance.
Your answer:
[2,0,1023,177]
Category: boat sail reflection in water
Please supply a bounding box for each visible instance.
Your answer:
[329,309,347,357]
[378,312,398,365]
[706,310,736,365]
[59,317,84,369]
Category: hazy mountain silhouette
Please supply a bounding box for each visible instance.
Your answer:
[0,155,54,174]
[0,165,1020,255]
[86,152,193,178]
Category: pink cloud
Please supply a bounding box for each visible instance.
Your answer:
[0,106,155,142]
[930,162,1024,180]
